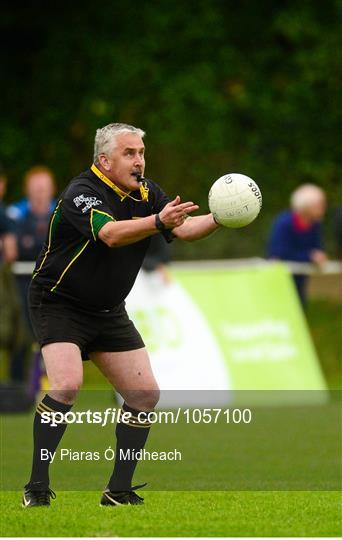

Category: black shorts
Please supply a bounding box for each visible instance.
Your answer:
[28,284,144,359]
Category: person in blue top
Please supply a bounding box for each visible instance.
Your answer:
[9,167,56,381]
[6,166,56,222]
[267,184,327,305]
[0,171,17,264]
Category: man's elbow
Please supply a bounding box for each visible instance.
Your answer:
[182,235,196,242]
[106,236,127,248]
[106,238,122,248]
[98,229,122,248]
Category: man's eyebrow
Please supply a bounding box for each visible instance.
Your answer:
[123,146,145,151]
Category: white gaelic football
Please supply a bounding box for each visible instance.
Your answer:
[208,173,262,228]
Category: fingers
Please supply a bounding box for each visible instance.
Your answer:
[167,197,197,211]
[171,204,199,222]
[177,201,194,210]
[173,205,199,227]
[174,218,185,227]
[177,203,199,214]
[169,195,181,206]
[159,198,199,229]
[173,214,186,227]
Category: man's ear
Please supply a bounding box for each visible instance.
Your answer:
[98,154,111,171]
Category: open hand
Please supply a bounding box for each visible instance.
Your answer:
[159,196,199,228]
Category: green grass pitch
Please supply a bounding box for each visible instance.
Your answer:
[1,397,341,537]
[1,299,341,536]
[1,490,341,537]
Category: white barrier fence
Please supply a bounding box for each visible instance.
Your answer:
[11,258,342,276]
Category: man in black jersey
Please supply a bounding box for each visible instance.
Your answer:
[22,123,219,507]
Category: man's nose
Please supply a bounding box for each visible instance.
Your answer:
[134,154,144,166]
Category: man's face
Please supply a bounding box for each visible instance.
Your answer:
[299,194,326,222]
[0,176,7,200]
[306,198,326,222]
[26,172,55,207]
[99,133,145,191]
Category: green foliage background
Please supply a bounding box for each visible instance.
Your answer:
[1,0,341,258]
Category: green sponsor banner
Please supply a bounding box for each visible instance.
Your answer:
[173,263,327,391]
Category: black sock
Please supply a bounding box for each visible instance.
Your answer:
[27,394,73,488]
[108,403,151,491]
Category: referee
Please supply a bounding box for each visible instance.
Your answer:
[22,123,219,507]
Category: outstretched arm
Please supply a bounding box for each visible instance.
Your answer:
[98,196,199,247]
[172,214,219,242]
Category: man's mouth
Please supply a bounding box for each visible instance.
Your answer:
[131,171,143,179]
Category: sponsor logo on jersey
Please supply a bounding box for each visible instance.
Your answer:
[73,194,103,213]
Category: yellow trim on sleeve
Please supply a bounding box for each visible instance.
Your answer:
[90,208,115,240]
[92,208,115,220]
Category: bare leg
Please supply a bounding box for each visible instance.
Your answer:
[91,348,159,492]
[91,347,159,410]
[26,343,83,489]
[42,342,83,403]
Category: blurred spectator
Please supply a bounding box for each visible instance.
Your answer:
[13,166,56,261]
[0,172,18,264]
[6,165,56,221]
[10,166,56,381]
[267,184,327,305]
[332,207,342,260]
[0,169,28,385]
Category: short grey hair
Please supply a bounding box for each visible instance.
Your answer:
[93,123,145,164]
[290,184,326,210]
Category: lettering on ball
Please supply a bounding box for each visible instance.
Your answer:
[248,182,262,207]
[225,175,233,184]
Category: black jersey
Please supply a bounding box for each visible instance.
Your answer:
[32,167,172,310]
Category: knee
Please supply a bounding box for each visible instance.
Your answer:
[50,377,82,404]
[125,388,160,412]
[143,388,160,411]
